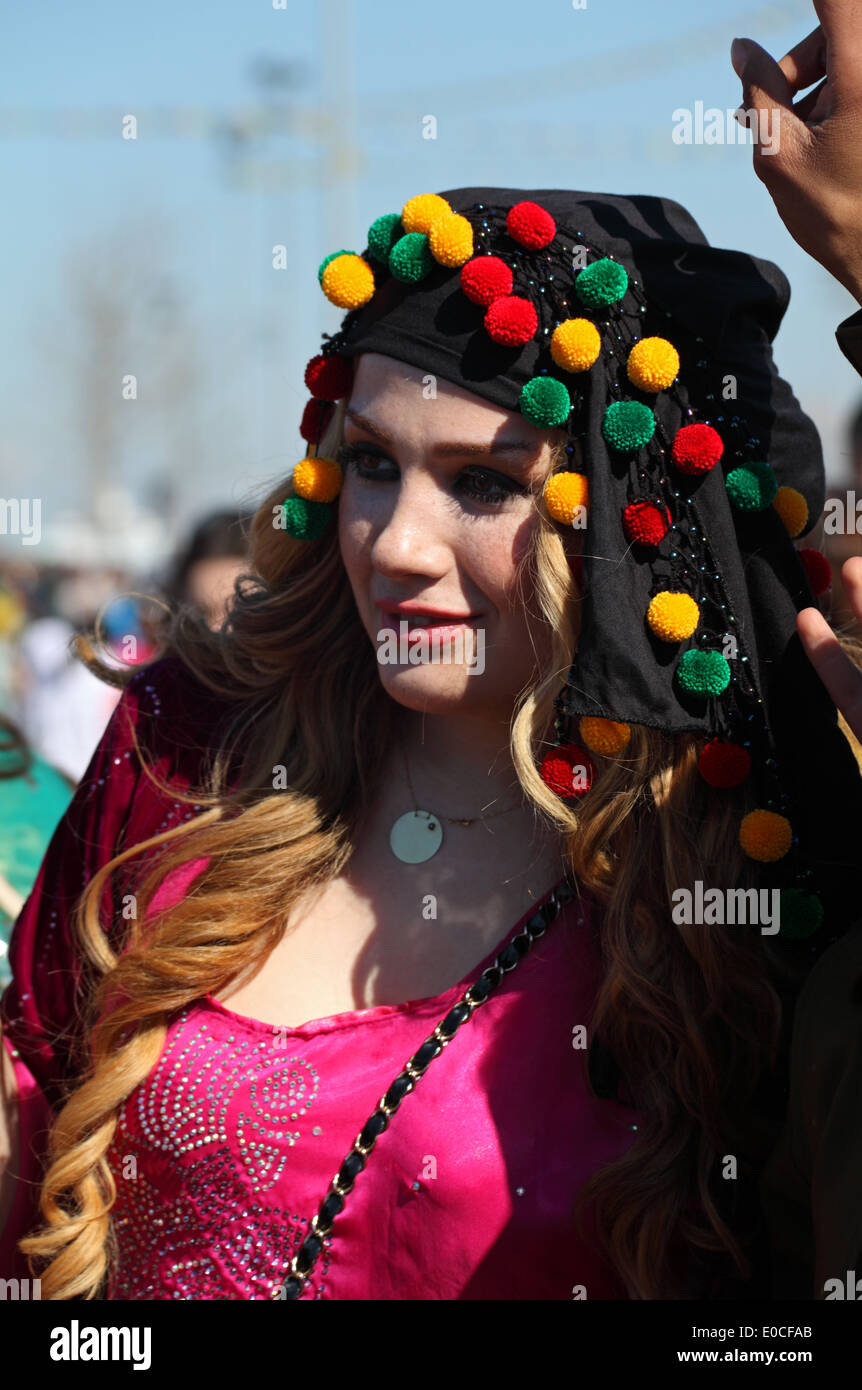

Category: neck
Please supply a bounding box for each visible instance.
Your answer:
[394,706,529,815]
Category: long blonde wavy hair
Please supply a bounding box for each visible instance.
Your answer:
[17,395,862,1301]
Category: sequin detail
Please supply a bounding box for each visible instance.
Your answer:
[108,1011,330,1299]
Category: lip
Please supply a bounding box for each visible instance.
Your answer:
[375,600,480,620]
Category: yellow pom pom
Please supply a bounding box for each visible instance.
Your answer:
[428,212,474,267]
[773,485,808,538]
[292,456,343,503]
[321,253,375,309]
[646,591,699,642]
[579,717,631,756]
[739,809,793,862]
[626,337,680,393]
[550,319,601,373]
[401,193,452,235]
[543,471,589,525]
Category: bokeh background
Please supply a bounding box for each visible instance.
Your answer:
[2,0,862,970]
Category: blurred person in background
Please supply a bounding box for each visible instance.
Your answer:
[0,716,73,991]
[11,587,152,784]
[160,509,252,631]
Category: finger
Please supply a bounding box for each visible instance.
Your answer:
[842,554,862,627]
[731,37,807,157]
[731,37,793,107]
[777,25,827,95]
[797,605,862,741]
[793,75,830,123]
[810,0,862,103]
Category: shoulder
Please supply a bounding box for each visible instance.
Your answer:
[59,650,241,870]
[118,653,238,782]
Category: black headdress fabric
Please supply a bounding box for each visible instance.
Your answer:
[321,186,862,944]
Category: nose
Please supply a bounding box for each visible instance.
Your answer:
[368,467,453,579]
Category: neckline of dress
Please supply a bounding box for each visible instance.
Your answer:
[201,875,582,1039]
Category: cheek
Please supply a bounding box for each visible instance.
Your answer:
[337,485,373,573]
[492,512,541,607]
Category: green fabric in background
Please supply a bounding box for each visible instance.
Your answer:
[0,747,73,989]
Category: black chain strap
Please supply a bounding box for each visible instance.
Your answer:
[273,874,578,1299]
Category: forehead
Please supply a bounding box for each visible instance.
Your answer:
[346,352,554,450]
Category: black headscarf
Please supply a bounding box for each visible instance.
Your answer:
[307,186,862,950]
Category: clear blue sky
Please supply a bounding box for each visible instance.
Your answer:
[2,0,859,552]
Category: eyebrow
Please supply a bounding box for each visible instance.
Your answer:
[344,408,540,464]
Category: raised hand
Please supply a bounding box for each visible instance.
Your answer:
[730,1,862,304]
[797,556,862,746]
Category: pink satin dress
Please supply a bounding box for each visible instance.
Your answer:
[1,658,641,1299]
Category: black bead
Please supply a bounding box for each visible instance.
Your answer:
[498,943,520,971]
[439,1002,472,1037]
[525,912,547,937]
[512,931,531,956]
[338,1150,365,1186]
[319,1190,344,1226]
[413,1037,443,1070]
[466,976,492,1005]
[296,1234,322,1273]
[359,1109,388,1148]
[540,898,558,924]
[384,1073,414,1108]
[283,1275,303,1300]
[481,964,503,988]
[556,879,576,903]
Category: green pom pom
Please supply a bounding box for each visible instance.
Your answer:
[367,214,403,263]
[779,887,824,938]
[389,232,434,282]
[676,648,731,697]
[575,258,628,308]
[317,250,353,285]
[282,496,332,540]
[602,400,655,452]
[520,376,571,428]
[726,461,778,511]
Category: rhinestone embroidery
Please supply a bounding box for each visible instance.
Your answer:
[108,1011,329,1299]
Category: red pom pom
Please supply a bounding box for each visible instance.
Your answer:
[484,296,538,346]
[622,500,671,547]
[299,398,334,444]
[304,353,353,400]
[799,547,832,596]
[460,255,513,306]
[671,423,724,475]
[506,201,556,250]
[540,743,595,799]
[698,739,752,789]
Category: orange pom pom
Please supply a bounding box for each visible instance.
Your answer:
[543,471,589,525]
[292,456,343,503]
[739,809,793,862]
[579,717,631,756]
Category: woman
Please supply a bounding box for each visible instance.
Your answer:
[3,7,862,1303]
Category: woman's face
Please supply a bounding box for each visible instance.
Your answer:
[337,352,579,719]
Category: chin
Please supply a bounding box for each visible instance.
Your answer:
[375,664,487,712]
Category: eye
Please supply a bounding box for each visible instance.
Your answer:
[335,442,528,507]
[336,443,394,482]
[456,467,528,505]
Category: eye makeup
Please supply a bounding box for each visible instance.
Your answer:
[335,441,532,507]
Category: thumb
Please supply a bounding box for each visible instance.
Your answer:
[730,36,804,158]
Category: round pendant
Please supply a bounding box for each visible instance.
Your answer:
[389,809,443,864]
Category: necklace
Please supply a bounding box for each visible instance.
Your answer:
[389,741,525,864]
